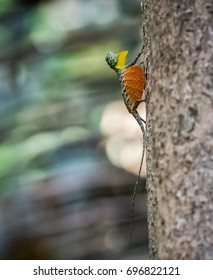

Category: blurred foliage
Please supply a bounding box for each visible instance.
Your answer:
[0,0,148,259]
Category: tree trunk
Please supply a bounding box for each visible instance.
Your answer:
[146,0,213,259]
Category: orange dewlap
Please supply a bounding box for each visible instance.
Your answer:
[123,65,146,107]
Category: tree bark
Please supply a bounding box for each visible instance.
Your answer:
[147,0,213,259]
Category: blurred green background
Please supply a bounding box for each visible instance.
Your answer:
[0,0,148,259]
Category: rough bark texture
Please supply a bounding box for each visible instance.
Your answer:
[148,0,213,259]
[139,0,157,259]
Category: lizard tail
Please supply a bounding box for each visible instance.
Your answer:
[129,110,146,245]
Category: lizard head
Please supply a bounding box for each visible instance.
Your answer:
[105,50,128,71]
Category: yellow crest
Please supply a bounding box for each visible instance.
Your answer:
[115,50,128,69]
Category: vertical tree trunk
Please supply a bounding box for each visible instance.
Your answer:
[146,0,213,259]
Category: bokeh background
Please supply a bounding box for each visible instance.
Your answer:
[0,0,148,259]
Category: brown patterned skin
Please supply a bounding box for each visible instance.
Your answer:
[121,65,146,113]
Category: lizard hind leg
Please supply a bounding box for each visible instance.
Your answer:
[133,101,146,124]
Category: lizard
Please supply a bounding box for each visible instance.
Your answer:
[105,49,147,244]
